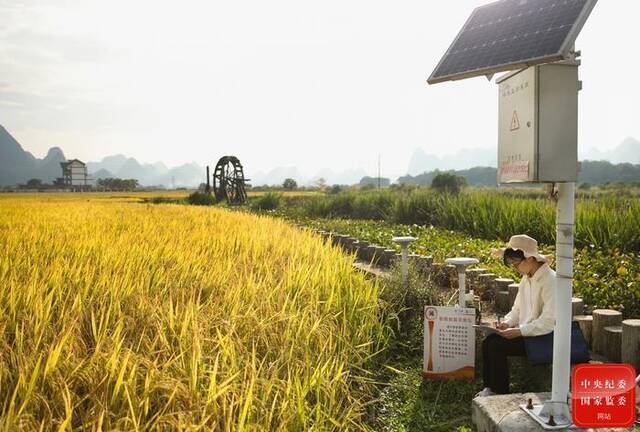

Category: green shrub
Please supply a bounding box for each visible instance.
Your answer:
[431,173,466,194]
[382,260,448,336]
[187,191,216,206]
[250,192,282,211]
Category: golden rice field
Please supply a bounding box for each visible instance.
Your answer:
[0,194,388,431]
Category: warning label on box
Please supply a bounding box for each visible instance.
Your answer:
[499,160,529,182]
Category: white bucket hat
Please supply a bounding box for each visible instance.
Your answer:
[491,234,548,263]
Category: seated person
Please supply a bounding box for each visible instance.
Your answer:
[476,234,556,397]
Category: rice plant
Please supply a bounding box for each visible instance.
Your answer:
[0,194,390,430]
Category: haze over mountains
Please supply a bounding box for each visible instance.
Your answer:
[1,124,639,187]
[406,137,640,175]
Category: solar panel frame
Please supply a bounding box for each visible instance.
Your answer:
[427,0,598,85]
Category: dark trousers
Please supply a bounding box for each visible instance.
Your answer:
[482,334,526,394]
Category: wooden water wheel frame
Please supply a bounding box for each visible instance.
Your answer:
[212,156,248,205]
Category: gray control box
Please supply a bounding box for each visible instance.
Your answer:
[497,63,579,183]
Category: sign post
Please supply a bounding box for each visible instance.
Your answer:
[423,306,476,380]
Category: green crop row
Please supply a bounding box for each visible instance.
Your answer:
[276,215,640,318]
[296,189,640,252]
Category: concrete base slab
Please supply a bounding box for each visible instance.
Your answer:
[472,392,633,432]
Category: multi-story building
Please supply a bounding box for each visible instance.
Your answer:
[57,159,93,190]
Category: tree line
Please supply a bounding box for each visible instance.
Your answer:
[11,177,140,191]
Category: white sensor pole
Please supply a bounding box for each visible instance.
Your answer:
[392,236,417,288]
[541,182,575,423]
[445,257,480,307]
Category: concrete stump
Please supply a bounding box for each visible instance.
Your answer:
[382,249,396,268]
[357,241,369,260]
[351,240,360,256]
[364,245,376,263]
[604,326,622,363]
[445,264,457,288]
[469,268,487,293]
[571,297,584,317]
[418,255,433,270]
[413,255,432,275]
[507,283,519,308]
[496,291,510,314]
[573,315,593,350]
[345,237,358,253]
[592,309,622,356]
[372,246,386,265]
[465,268,484,291]
[477,273,496,300]
[622,319,640,371]
[430,263,450,288]
[494,278,514,298]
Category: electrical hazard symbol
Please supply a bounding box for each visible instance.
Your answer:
[510,111,520,131]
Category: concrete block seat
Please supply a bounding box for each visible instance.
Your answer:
[472,391,632,432]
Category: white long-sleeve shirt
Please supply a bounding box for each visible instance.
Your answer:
[503,262,556,337]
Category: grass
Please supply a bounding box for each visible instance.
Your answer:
[0,193,390,430]
[363,263,552,432]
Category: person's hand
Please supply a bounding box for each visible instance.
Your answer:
[498,328,522,339]
[494,322,510,330]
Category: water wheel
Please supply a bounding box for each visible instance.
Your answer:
[212,156,248,205]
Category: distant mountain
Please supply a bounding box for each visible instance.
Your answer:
[93,169,115,180]
[580,137,640,164]
[578,160,640,184]
[87,154,129,175]
[87,156,204,187]
[0,125,33,185]
[3,122,637,189]
[0,125,208,187]
[397,162,640,186]
[249,166,304,187]
[408,147,496,175]
[407,137,640,178]
[398,167,497,186]
[165,163,205,187]
[359,176,391,187]
[36,147,67,181]
[249,167,369,187]
[311,168,369,186]
[0,126,63,185]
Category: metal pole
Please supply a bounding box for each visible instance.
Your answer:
[401,246,409,289]
[544,182,575,422]
[206,166,211,194]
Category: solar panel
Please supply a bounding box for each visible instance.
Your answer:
[428,0,598,84]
